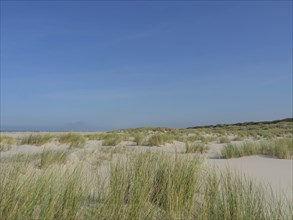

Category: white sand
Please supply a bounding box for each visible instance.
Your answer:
[206,156,293,202]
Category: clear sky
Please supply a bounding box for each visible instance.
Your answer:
[1,0,292,131]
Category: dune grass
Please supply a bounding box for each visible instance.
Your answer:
[219,136,231,143]
[133,133,144,145]
[20,134,53,146]
[261,138,293,159]
[84,133,104,140]
[58,133,86,148]
[222,138,293,159]
[185,142,209,154]
[0,152,291,219]
[39,150,69,169]
[102,134,123,146]
[0,135,15,145]
[0,135,15,152]
[147,134,173,146]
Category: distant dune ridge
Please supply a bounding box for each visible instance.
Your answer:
[187,117,293,129]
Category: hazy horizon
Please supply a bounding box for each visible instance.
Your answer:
[1,1,292,131]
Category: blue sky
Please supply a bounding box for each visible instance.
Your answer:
[1,1,292,131]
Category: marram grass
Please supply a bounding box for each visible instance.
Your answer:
[222,138,293,159]
[0,152,291,219]
[58,133,86,148]
[20,134,53,146]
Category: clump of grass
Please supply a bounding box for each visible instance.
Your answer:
[0,162,88,220]
[20,134,53,146]
[198,170,287,220]
[222,143,239,158]
[100,153,202,219]
[185,142,209,154]
[222,138,293,159]
[102,134,123,146]
[219,136,231,143]
[222,142,259,158]
[39,150,69,169]
[133,133,144,145]
[58,133,86,148]
[261,138,293,159]
[147,134,172,146]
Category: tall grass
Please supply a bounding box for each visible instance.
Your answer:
[219,136,231,143]
[134,133,144,145]
[0,152,291,219]
[0,163,88,219]
[20,134,53,146]
[222,138,293,159]
[39,150,69,169]
[198,170,288,220]
[102,134,123,146]
[58,133,86,148]
[261,138,293,159]
[185,142,209,154]
[147,134,172,146]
